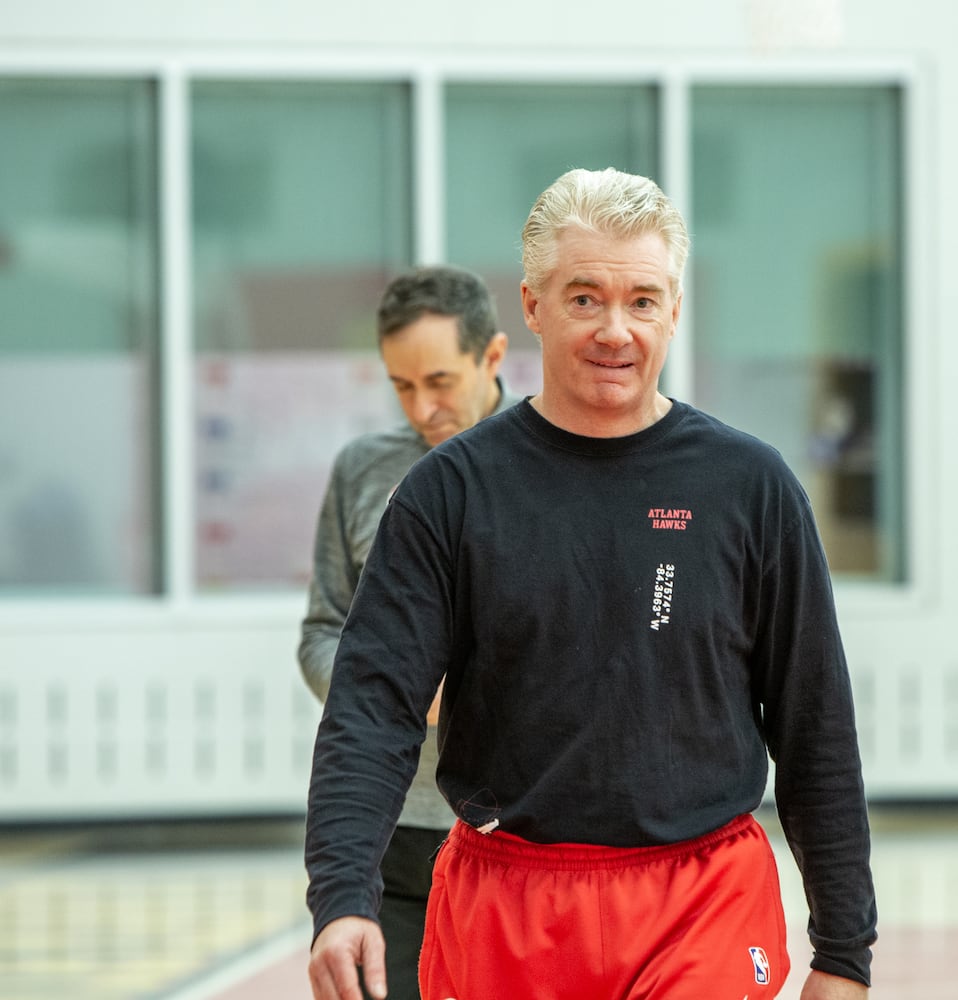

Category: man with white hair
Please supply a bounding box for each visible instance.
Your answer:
[305,168,877,1000]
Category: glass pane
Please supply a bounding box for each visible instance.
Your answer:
[445,83,659,392]
[691,85,904,581]
[191,81,412,590]
[0,78,160,595]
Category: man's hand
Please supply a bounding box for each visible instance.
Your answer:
[308,916,387,1000]
[799,970,869,999]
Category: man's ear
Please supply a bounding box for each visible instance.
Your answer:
[520,282,541,335]
[670,290,683,339]
[483,331,509,373]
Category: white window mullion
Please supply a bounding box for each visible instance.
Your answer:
[159,65,195,605]
[901,64,935,606]
[412,68,445,265]
[660,70,694,405]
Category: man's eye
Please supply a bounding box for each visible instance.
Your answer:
[635,297,652,309]
[573,295,592,307]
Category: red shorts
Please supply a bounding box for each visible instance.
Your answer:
[420,814,790,1000]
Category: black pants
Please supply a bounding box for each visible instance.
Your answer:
[363,824,449,1000]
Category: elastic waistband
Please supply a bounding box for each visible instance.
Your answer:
[445,813,757,872]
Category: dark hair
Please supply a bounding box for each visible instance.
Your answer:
[377,266,499,361]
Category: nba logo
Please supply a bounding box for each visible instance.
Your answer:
[748,946,771,985]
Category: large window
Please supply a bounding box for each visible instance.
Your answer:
[691,85,904,580]
[0,78,160,595]
[190,81,413,590]
[0,70,907,596]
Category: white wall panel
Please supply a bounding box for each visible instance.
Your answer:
[0,612,321,819]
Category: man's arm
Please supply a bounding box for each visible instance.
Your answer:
[757,483,877,987]
[305,490,452,938]
[298,460,361,701]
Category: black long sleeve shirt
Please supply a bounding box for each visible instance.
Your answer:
[306,399,877,984]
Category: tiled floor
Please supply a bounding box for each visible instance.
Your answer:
[0,805,955,999]
[0,819,311,1000]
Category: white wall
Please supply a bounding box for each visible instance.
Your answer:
[0,0,939,52]
[1,0,957,818]
[0,0,951,54]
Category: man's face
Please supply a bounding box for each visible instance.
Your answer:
[381,313,505,447]
[521,227,681,432]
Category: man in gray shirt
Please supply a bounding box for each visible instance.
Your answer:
[298,265,520,1000]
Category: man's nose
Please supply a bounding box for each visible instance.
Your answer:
[410,391,439,423]
[593,308,633,348]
